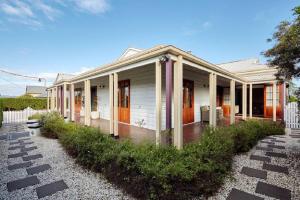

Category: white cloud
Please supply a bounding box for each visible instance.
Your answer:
[34,0,61,21]
[74,0,109,14]
[74,67,93,75]
[202,21,212,29]
[0,1,34,18]
[182,21,213,36]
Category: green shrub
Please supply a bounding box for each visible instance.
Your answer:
[0,97,47,111]
[41,113,284,199]
[28,113,43,120]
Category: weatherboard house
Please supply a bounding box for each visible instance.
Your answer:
[47,45,288,149]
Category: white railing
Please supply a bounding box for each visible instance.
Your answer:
[284,102,300,128]
[2,107,47,124]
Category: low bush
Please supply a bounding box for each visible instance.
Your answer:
[28,113,43,120]
[40,112,284,199]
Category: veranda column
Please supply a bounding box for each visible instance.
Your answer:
[165,59,172,130]
[155,60,162,146]
[109,74,114,135]
[209,73,217,126]
[173,55,183,149]
[230,80,235,124]
[51,89,54,110]
[113,73,119,137]
[56,86,59,111]
[273,82,277,121]
[249,83,253,118]
[84,80,91,126]
[242,83,247,120]
[70,83,75,121]
[63,83,67,118]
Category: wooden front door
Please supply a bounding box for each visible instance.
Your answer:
[118,80,130,124]
[183,79,194,124]
[74,89,82,114]
[264,84,282,118]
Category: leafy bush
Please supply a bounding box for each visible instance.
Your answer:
[41,113,284,199]
[0,97,47,111]
[28,113,43,120]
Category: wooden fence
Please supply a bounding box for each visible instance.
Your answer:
[284,102,300,128]
[3,107,47,124]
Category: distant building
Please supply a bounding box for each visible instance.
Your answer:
[25,86,47,98]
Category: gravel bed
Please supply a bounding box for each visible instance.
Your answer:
[0,124,135,200]
[209,131,300,200]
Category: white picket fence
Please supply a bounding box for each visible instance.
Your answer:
[2,107,47,124]
[284,102,300,128]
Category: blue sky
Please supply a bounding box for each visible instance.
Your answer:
[0,0,299,96]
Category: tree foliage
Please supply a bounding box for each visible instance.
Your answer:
[264,6,300,80]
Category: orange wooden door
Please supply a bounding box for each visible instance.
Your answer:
[118,80,130,124]
[183,79,194,124]
[74,89,82,114]
[264,84,282,118]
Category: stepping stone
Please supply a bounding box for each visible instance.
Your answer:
[263,163,289,174]
[267,144,285,149]
[8,161,33,170]
[273,135,285,138]
[266,151,288,158]
[7,176,40,192]
[256,146,273,151]
[18,138,31,142]
[10,141,21,145]
[8,145,25,150]
[290,135,300,138]
[255,181,291,200]
[241,167,267,179]
[8,152,28,158]
[260,140,275,145]
[27,164,51,175]
[22,154,43,161]
[21,146,38,152]
[271,140,285,143]
[227,188,263,200]
[36,180,68,198]
[250,155,271,162]
[23,141,34,145]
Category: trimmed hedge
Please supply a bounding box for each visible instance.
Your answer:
[40,112,284,199]
[0,97,47,111]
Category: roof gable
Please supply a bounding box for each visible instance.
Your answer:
[119,48,143,60]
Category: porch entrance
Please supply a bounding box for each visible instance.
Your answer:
[118,80,130,124]
[74,89,82,114]
[183,79,194,124]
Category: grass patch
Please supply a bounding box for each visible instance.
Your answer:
[40,112,284,199]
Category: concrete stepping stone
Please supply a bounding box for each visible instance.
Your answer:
[266,151,288,158]
[8,152,28,158]
[256,146,273,151]
[8,161,33,170]
[263,163,289,174]
[290,134,300,138]
[10,141,22,145]
[241,167,267,179]
[8,145,25,150]
[22,141,34,145]
[255,181,291,200]
[250,155,271,162]
[227,188,263,200]
[27,164,51,175]
[267,144,285,149]
[7,176,40,192]
[36,180,68,198]
[271,139,285,143]
[21,146,38,152]
[260,140,275,145]
[23,154,43,161]
[18,138,31,142]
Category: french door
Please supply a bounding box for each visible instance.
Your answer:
[183,79,194,124]
[118,80,130,124]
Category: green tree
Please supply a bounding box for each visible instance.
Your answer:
[263,6,300,81]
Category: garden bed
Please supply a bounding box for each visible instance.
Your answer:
[38,112,284,199]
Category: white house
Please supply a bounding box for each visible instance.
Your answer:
[47,45,288,149]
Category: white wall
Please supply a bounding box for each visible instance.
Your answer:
[88,65,210,131]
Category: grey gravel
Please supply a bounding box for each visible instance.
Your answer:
[209,129,300,200]
[0,124,135,200]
